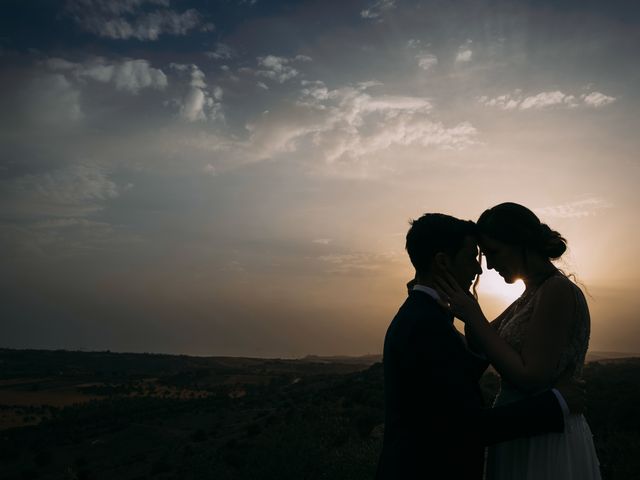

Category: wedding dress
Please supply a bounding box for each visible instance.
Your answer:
[486,273,602,480]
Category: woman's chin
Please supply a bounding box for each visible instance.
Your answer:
[500,273,514,283]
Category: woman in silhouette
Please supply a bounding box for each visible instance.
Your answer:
[436,202,601,479]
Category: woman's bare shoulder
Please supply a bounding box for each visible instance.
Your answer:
[533,273,578,319]
[540,272,577,296]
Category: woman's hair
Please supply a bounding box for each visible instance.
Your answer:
[476,202,567,260]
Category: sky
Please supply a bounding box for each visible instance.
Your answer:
[1,0,639,358]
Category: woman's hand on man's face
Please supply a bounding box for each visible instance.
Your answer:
[434,269,484,324]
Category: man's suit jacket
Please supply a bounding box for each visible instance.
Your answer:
[376,289,565,479]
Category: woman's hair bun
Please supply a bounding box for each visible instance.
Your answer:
[477,202,568,260]
[538,223,567,259]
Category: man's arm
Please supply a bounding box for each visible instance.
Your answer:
[427,363,564,446]
[415,318,564,446]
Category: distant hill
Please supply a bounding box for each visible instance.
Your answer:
[1,348,636,374]
[586,351,640,363]
[302,351,639,366]
[301,354,382,365]
[0,348,371,381]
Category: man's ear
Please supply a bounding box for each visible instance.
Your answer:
[433,252,450,273]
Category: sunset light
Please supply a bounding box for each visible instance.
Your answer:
[477,261,526,305]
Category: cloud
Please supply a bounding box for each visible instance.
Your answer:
[582,91,616,108]
[184,82,439,177]
[87,59,168,93]
[534,198,613,218]
[312,238,332,245]
[317,251,400,275]
[416,53,438,71]
[66,0,212,41]
[477,91,522,110]
[361,0,396,19]
[31,218,113,229]
[67,0,170,16]
[181,88,209,121]
[255,55,300,83]
[242,81,478,176]
[479,90,615,110]
[28,74,83,123]
[169,63,223,122]
[101,9,210,41]
[406,40,438,71]
[48,57,168,94]
[0,163,121,219]
[455,40,473,63]
[519,91,576,109]
[205,43,235,60]
[297,80,330,107]
[44,58,77,70]
[0,157,139,258]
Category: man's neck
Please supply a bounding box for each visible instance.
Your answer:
[414,273,437,290]
[412,274,443,301]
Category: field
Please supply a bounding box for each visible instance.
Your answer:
[0,349,638,479]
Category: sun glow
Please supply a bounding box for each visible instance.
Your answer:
[475,258,525,304]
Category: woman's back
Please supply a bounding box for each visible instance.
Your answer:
[497,272,590,392]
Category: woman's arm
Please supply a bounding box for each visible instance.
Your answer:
[437,275,576,392]
[489,303,514,330]
[464,301,515,355]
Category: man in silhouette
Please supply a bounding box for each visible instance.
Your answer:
[376,213,579,479]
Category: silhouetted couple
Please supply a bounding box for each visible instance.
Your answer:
[376,203,601,479]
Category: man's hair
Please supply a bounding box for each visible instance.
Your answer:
[405,213,476,274]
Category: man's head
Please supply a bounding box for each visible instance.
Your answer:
[406,213,481,291]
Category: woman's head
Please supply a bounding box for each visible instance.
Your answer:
[476,202,566,282]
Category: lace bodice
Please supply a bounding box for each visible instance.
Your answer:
[489,275,602,480]
[497,273,591,383]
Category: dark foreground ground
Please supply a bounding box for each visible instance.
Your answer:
[0,349,639,480]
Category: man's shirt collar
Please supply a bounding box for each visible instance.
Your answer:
[412,284,455,324]
[412,284,441,301]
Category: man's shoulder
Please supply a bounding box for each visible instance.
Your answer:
[398,290,447,320]
[387,291,448,337]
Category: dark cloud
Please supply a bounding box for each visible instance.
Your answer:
[65,1,213,41]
